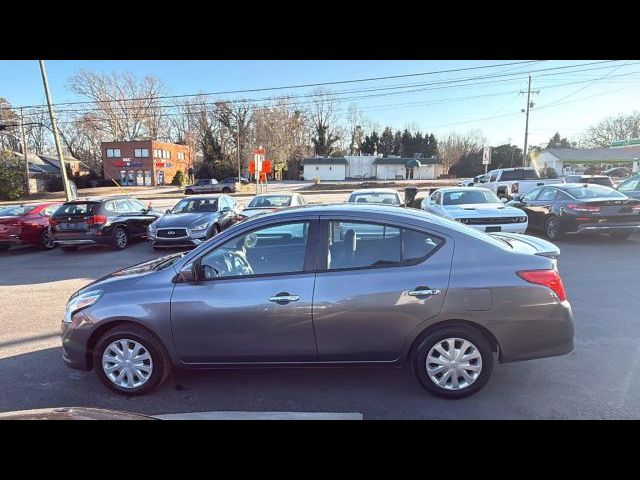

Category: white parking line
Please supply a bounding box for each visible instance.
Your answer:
[154,411,363,420]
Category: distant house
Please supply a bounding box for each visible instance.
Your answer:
[302,155,443,181]
[3,151,91,192]
[536,146,640,175]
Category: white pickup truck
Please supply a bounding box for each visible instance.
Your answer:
[481,167,565,198]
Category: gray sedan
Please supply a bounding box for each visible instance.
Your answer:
[147,195,240,249]
[61,205,573,399]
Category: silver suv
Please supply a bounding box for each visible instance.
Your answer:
[184,179,235,195]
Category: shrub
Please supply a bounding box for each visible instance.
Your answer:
[0,165,25,200]
[171,170,186,186]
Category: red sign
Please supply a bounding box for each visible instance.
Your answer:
[155,162,172,168]
[113,161,143,168]
[249,159,271,174]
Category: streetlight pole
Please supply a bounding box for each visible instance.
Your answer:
[19,107,30,195]
[38,60,74,201]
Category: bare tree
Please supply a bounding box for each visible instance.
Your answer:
[0,97,21,151]
[439,130,486,173]
[68,70,169,141]
[581,112,640,148]
[308,88,340,156]
[346,103,366,155]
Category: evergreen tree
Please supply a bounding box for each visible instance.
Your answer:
[393,130,403,156]
[401,129,413,156]
[414,131,424,157]
[546,132,573,149]
[361,130,380,155]
[380,127,394,155]
[428,133,439,157]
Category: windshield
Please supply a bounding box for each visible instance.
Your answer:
[443,190,501,205]
[499,169,541,181]
[349,192,400,205]
[153,252,187,271]
[248,195,292,208]
[172,198,218,214]
[0,205,36,216]
[565,185,626,199]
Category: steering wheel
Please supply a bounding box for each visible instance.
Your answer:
[223,250,253,276]
[202,250,253,279]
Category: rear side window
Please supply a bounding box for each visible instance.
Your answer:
[327,221,442,271]
[54,203,97,216]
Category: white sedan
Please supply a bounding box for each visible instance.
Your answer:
[421,187,528,234]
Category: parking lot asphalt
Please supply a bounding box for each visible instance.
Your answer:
[0,195,639,419]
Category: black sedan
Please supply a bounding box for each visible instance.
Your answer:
[147,194,240,249]
[508,183,640,240]
[617,174,640,200]
[50,196,163,252]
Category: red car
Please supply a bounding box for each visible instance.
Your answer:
[0,202,62,251]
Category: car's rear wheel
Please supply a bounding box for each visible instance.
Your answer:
[544,216,563,241]
[93,325,169,396]
[39,229,56,250]
[185,189,194,195]
[413,325,494,399]
[112,227,128,250]
[222,187,231,194]
[61,246,79,252]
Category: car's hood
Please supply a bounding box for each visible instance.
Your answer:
[154,212,217,228]
[241,207,279,218]
[75,253,186,294]
[443,203,525,217]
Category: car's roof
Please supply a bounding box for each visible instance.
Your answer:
[349,188,400,195]
[182,194,222,199]
[433,186,493,193]
[251,193,294,198]
[554,183,615,191]
[64,195,131,203]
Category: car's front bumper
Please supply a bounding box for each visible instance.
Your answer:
[465,222,528,234]
[61,320,92,371]
[147,230,208,248]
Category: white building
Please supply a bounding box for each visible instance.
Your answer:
[302,155,442,181]
[536,146,640,175]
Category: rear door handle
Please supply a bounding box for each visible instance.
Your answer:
[407,288,441,297]
[269,294,300,303]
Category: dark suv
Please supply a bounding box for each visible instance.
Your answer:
[50,196,163,252]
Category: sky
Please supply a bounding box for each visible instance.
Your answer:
[1,59,639,149]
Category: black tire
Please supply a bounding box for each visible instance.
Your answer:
[111,227,128,250]
[413,325,494,399]
[39,229,56,250]
[93,324,170,396]
[609,231,632,240]
[206,223,221,240]
[221,187,231,194]
[185,189,194,195]
[544,216,563,241]
[0,244,10,252]
[61,246,79,252]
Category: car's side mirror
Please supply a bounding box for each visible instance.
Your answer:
[165,209,172,214]
[501,197,508,204]
[178,263,198,283]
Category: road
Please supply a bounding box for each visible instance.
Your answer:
[1,197,639,418]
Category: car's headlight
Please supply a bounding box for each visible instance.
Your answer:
[148,222,157,231]
[518,216,527,222]
[191,222,211,232]
[456,218,470,224]
[64,290,103,323]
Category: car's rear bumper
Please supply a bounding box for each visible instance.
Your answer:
[53,232,110,246]
[572,224,640,234]
[491,301,574,363]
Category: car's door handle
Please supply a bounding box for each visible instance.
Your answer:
[407,288,441,297]
[269,294,300,303]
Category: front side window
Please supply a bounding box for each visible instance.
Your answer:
[537,188,557,202]
[522,187,542,202]
[490,172,499,182]
[115,199,133,213]
[430,191,441,204]
[327,221,442,271]
[172,198,218,214]
[128,199,147,211]
[618,176,640,193]
[199,221,310,279]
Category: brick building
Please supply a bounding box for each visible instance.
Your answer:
[101,140,191,186]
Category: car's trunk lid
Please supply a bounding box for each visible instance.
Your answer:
[488,232,560,259]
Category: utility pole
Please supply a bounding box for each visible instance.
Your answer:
[237,120,241,182]
[19,108,30,195]
[38,60,74,201]
[520,76,540,168]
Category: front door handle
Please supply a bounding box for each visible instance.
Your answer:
[269,293,300,304]
[407,288,441,297]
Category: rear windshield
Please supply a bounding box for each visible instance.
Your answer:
[53,203,98,216]
[0,205,36,216]
[349,192,400,205]
[499,169,541,181]
[564,185,626,199]
[248,196,292,208]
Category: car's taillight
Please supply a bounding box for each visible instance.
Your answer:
[632,204,640,211]
[517,269,567,301]
[511,182,519,193]
[567,203,600,212]
[86,215,108,226]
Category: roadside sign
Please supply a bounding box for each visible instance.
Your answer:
[482,146,492,165]
[249,159,272,174]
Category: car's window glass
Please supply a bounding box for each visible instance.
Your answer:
[199,221,310,279]
[430,191,441,204]
[522,188,542,202]
[129,199,147,211]
[557,191,572,201]
[537,188,557,202]
[219,197,229,210]
[565,185,626,199]
[499,169,540,181]
[41,205,59,216]
[349,192,400,205]
[115,199,132,213]
[172,198,218,214]
[104,201,117,213]
[0,205,36,216]
[327,221,443,271]
[490,172,498,182]
[248,195,292,208]
[618,176,640,192]
[53,203,97,216]
[443,190,500,205]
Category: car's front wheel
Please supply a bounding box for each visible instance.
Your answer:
[39,229,56,250]
[93,325,170,396]
[544,216,563,241]
[413,325,494,399]
[112,227,128,250]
